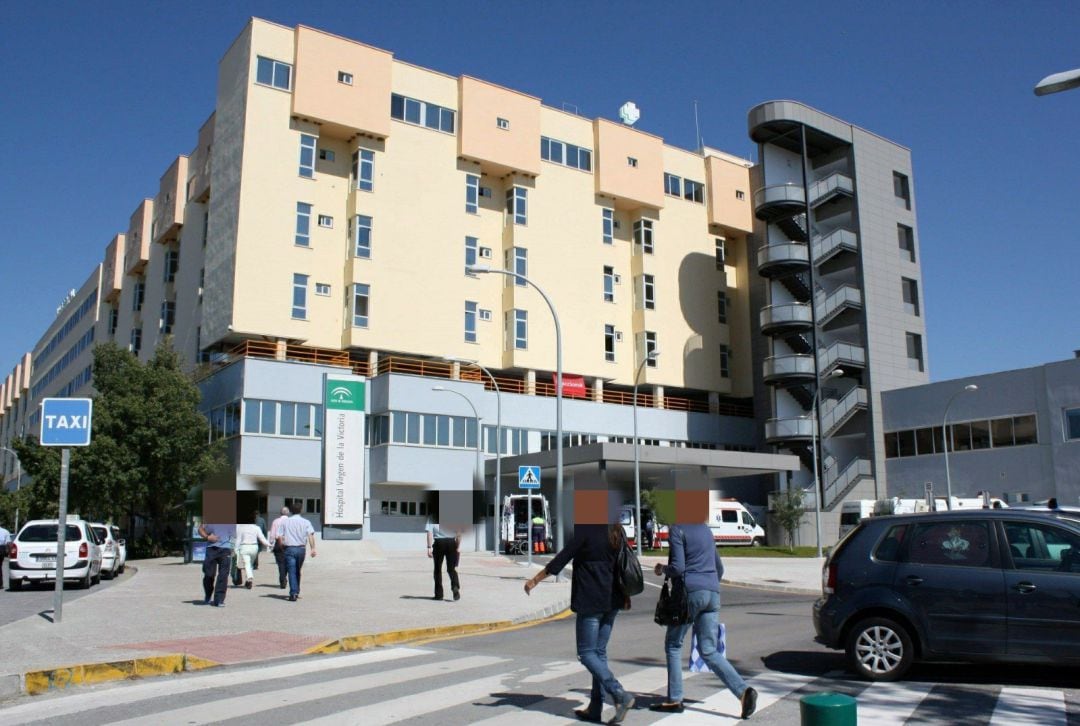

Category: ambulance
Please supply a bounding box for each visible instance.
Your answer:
[708,498,766,546]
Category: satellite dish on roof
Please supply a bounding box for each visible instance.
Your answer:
[619,101,640,126]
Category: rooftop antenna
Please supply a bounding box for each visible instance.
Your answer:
[619,101,640,126]
[693,100,703,151]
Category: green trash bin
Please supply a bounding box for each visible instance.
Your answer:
[800,692,856,726]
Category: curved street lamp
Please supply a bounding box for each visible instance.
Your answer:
[1035,67,1080,96]
[633,349,660,555]
[943,384,978,510]
[432,386,483,550]
[443,357,502,557]
[467,263,565,560]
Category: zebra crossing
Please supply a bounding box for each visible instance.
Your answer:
[0,645,1075,725]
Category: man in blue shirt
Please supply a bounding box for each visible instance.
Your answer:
[198,522,235,607]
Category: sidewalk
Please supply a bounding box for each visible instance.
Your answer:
[0,544,821,699]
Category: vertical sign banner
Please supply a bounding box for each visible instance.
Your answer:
[323,374,367,526]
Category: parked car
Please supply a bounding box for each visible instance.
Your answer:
[90,523,127,579]
[8,517,103,591]
[814,509,1080,681]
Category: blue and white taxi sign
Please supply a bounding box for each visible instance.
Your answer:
[518,465,541,490]
[40,398,93,447]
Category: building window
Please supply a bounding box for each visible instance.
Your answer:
[133,280,145,312]
[664,173,682,197]
[353,149,374,192]
[294,203,312,247]
[602,208,614,245]
[603,266,616,302]
[735,190,745,200]
[540,136,592,171]
[465,301,478,343]
[108,307,118,336]
[641,274,655,310]
[497,117,510,130]
[506,186,527,225]
[902,278,920,316]
[641,331,658,367]
[717,291,727,323]
[338,71,353,85]
[465,236,478,274]
[315,283,331,296]
[604,324,616,362]
[898,223,916,262]
[255,56,292,91]
[390,93,455,133]
[159,301,175,334]
[509,309,528,350]
[352,283,370,327]
[633,219,653,254]
[719,344,730,378]
[905,332,924,372]
[465,174,479,214]
[163,249,179,283]
[627,157,638,168]
[299,134,317,179]
[893,171,911,210]
[1065,408,1080,441]
[318,214,333,229]
[506,247,527,287]
[715,237,726,269]
[684,179,704,203]
[129,327,142,355]
[352,214,372,258]
[319,149,335,162]
[292,274,308,320]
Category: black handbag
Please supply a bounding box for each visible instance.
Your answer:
[616,543,645,597]
[654,575,690,626]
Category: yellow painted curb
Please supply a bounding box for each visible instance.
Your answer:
[24,654,220,696]
[306,620,515,656]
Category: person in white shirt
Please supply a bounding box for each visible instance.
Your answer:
[235,522,271,589]
[280,512,317,602]
[267,507,291,590]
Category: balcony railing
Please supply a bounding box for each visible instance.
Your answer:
[753,183,806,222]
[765,416,814,442]
[762,354,815,383]
[756,243,810,275]
[760,303,813,333]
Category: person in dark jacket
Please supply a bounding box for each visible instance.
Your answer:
[525,522,635,724]
[649,492,757,719]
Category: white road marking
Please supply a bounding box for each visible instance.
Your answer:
[989,686,1067,726]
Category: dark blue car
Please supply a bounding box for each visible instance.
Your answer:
[814,509,1080,680]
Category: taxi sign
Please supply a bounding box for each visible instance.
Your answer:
[40,398,93,447]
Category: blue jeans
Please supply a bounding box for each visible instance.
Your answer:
[284,546,306,596]
[664,589,747,703]
[576,610,627,717]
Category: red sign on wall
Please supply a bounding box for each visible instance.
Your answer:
[555,374,587,398]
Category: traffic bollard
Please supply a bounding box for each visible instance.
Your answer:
[800,692,856,726]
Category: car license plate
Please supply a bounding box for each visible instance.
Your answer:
[38,558,56,567]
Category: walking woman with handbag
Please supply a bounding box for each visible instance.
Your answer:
[524,522,636,724]
[650,492,757,719]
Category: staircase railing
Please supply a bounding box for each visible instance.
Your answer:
[815,285,862,325]
[808,173,853,206]
[823,458,873,509]
[811,228,858,263]
[820,387,868,436]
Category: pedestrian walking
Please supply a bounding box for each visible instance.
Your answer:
[280,511,316,602]
[0,522,11,589]
[649,510,757,719]
[524,523,635,724]
[643,516,656,551]
[531,512,547,554]
[198,522,235,607]
[426,522,461,601]
[268,507,291,589]
[252,509,267,571]
[235,520,271,589]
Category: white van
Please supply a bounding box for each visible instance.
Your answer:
[709,499,765,546]
[500,494,552,554]
[839,500,876,538]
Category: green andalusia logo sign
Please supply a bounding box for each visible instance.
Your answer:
[325,379,366,410]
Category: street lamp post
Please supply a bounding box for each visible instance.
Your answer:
[943,384,978,510]
[1035,67,1080,96]
[432,386,483,550]
[443,357,502,557]
[633,350,660,556]
[811,368,844,558]
[467,263,565,559]
[0,446,22,532]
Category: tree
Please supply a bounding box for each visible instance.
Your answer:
[11,341,223,552]
[772,488,807,552]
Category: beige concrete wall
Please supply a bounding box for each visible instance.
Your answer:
[459,76,541,177]
[188,114,214,204]
[123,200,153,275]
[153,156,188,243]
[594,119,665,210]
[102,233,125,302]
[292,25,393,140]
[705,153,753,234]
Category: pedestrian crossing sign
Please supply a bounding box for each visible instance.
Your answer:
[518,466,541,489]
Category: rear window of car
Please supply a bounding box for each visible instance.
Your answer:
[92,526,108,540]
[907,520,993,568]
[874,524,909,562]
[18,524,83,542]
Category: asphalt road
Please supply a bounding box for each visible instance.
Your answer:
[0,562,134,627]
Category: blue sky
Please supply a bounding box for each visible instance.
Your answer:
[1,1,1077,383]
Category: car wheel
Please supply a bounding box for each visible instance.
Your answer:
[9,579,21,592]
[118,563,125,575]
[752,537,765,547]
[92,569,101,586]
[846,616,914,681]
[80,571,92,590]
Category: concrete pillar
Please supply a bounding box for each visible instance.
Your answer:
[274,339,287,361]
[368,350,379,376]
[526,369,536,396]
[654,385,665,410]
[593,378,604,403]
[449,361,461,380]
[709,392,720,414]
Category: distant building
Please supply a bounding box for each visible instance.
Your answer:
[1,19,934,548]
